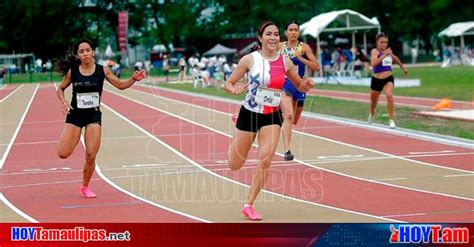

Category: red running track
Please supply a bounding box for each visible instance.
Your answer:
[133,85,473,172]
[103,88,473,222]
[0,84,19,101]
[0,84,196,222]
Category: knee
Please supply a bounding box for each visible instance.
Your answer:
[386,94,394,101]
[228,160,244,171]
[85,152,97,162]
[258,156,273,170]
[283,112,293,122]
[58,152,69,159]
[57,149,70,159]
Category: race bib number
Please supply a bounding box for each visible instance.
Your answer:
[77,92,100,109]
[382,55,393,66]
[254,87,281,107]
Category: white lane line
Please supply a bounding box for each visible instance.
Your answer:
[383,209,474,218]
[144,84,474,149]
[372,177,408,181]
[80,127,210,223]
[0,85,7,90]
[0,193,38,222]
[443,174,474,178]
[135,84,474,175]
[105,89,405,222]
[317,154,365,160]
[408,150,456,155]
[50,83,208,222]
[121,163,169,168]
[0,135,148,146]
[0,84,39,169]
[302,152,474,165]
[118,87,474,202]
[0,84,24,103]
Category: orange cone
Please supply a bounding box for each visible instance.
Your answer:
[432,98,451,110]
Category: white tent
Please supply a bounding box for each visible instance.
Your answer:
[300,9,381,75]
[238,41,258,56]
[105,44,115,57]
[438,21,474,50]
[203,44,237,56]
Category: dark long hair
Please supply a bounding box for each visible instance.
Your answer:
[54,38,94,76]
[256,21,277,48]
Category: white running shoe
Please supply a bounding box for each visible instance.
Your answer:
[368,114,373,125]
[389,119,396,129]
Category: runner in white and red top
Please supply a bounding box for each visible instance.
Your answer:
[223,21,314,221]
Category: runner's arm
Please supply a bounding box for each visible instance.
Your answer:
[56,69,73,114]
[224,55,251,95]
[104,66,146,90]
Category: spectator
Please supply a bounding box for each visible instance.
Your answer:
[178,56,186,81]
[411,46,418,64]
[0,67,5,85]
[162,55,170,82]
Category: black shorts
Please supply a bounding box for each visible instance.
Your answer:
[65,109,102,128]
[235,106,283,133]
[371,75,394,92]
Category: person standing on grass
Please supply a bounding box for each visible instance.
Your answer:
[178,56,187,81]
[279,20,319,161]
[55,38,146,198]
[368,32,408,129]
[224,21,314,221]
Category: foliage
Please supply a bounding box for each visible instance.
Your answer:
[0,0,472,59]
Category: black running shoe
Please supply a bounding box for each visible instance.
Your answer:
[284,150,294,161]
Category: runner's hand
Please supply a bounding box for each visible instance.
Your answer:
[297,77,314,92]
[232,83,248,95]
[61,101,73,115]
[133,70,147,81]
[402,68,409,76]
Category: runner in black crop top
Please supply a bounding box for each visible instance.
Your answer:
[55,38,147,198]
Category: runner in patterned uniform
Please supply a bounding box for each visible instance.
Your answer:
[369,33,408,129]
[224,21,314,220]
[55,38,146,198]
[279,21,319,161]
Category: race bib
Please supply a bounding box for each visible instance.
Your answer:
[254,87,281,107]
[77,92,100,109]
[382,55,393,66]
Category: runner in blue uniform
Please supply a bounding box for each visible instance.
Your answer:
[279,21,319,160]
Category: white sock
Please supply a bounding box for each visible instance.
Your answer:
[244,203,251,208]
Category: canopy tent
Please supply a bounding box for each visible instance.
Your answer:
[238,41,258,56]
[438,21,474,50]
[203,44,237,56]
[105,44,115,57]
[300,9,380,75]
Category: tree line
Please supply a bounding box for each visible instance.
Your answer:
[0,0,471,60]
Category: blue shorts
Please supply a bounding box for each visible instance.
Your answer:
[282,79,306,102]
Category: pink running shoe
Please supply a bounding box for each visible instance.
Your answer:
[231,114,238,124]
[80,186,97,198]
[242,204,262,221]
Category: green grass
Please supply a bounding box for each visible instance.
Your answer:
[318,66,474,101]
[151,82,474,140]
[7,66,472,101]
[3,72,62,83]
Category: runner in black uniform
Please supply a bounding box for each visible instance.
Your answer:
[55,38,146,198]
